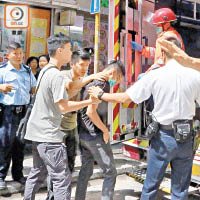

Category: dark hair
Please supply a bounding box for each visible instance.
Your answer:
[164,36,181,59]
[38,54,50,62]
[71,48,91,64]
[83,47,94,56]
[26,56,39,66]
[47,32,71,57]
[8,41,22,52]
[106,59,125,76]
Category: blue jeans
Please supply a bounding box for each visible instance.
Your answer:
[141,129,194,200]
[0,106,25,180]
[75,136,117,200]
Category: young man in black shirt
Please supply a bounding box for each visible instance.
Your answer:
[75,60,125,200]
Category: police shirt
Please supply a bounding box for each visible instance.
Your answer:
[0,61,37,105]
[126,59,200,125]
[79,80,110,141]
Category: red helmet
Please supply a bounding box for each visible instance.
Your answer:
[152,8,176,24]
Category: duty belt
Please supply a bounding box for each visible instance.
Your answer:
[160,120,193,131]
[160,124,173,130]
[0,104,26,114]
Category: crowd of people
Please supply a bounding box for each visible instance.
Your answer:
[0,7,200,200]
[26,55,50,80]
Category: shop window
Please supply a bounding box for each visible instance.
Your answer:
[155,0,177,10]
[176,0,194,18]
[176,26,200,58]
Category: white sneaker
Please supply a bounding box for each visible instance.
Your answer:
[0,178,7,190]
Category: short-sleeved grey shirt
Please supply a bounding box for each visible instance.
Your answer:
[25,64,68,143]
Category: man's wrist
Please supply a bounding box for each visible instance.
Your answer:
[89,74,95,80]
[87,98,93,104]
[102,127,109,133]
[97,91,104,100]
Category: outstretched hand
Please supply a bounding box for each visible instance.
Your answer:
[91,71,109,81]
[88,86,103,99]
[158,38,190,66]
[0,84,15,93]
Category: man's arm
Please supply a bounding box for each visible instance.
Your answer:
[131,41,155,60]
[56,96,100,114]
[141,46,155,60]
[86,104,110,143]
[158,39,200,71]
[31,86,36,94]
[66,72,108,98]
[88,86,132,103]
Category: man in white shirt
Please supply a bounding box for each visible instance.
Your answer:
[88,37,200,200]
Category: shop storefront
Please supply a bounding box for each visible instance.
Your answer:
[53,0,109,68]
[0,0,77,64]
[0,0,108,66]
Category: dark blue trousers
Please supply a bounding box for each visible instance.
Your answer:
[141,129,194,200]
[0,106,25,180]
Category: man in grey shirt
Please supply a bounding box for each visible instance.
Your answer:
[46,49,107,200]
[23,32,99,200]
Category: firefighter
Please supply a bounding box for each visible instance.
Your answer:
[131,7,184,71]
[88,37,200,200]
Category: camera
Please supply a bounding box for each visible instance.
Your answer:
[145,121,159,139]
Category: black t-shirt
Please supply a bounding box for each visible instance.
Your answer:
[78,80,110,141]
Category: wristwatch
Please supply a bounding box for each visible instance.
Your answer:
[97,91,104,100]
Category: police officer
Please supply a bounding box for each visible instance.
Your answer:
[88,37,200,199]
[0,42,37,190]
[131,8,184,71]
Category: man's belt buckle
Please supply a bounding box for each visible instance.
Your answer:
[16,106,23,113]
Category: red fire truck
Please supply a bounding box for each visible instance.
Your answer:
[108,0,200,197]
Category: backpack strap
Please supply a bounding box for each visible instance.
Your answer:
[31,65,57,105]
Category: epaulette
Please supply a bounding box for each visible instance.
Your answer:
[0,63,8,69]
[22,64,31,73]
[152,66,160,71]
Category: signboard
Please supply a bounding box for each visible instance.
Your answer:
[4,4,30,29]
[30,18,47,57]
[91,0,100,14]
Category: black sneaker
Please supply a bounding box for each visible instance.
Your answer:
[13,176,27,185]
[0,178,7,190]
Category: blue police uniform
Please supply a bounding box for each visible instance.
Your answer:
[0,61,36,182]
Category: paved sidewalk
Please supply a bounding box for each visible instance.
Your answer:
[0,143,139,197]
